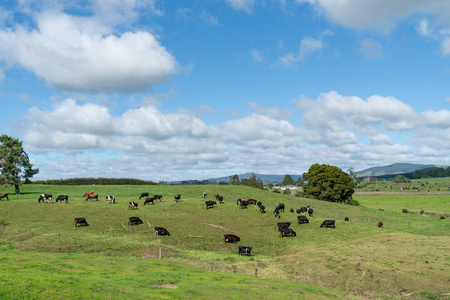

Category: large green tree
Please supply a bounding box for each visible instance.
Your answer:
[229,174,241,185]
[302,164,354,203]
[282,174,295,186]
[0,135,39,195]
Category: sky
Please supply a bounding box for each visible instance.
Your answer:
[1,0,450,182]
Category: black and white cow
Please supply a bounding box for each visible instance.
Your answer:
[74,217,88,227]
[38,194,52,203]
[205,200,217,209]
[280,228,296,238]
[238,246,252,256]
[56,195,68,203]
[202,192,207,199]
[153,194,163,202]
[128,216,143,226]
[276,203,285,212]
[215,194,224,202]
[224,234,240,243]
[297,215,309,224]
[257,201,262,208]
[105,195,115,204]
[174,194,181,202]
[275,222,291,231]
[128,201,138,210]
[260,205,266,214]
[307,207,314,217]
[144,197,156,205]
[273,209,280,219]
[139,192,149,199]
[154,227,170,236]
[320,220,336,228]
[247,199,258,206]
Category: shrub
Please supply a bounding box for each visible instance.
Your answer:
[282,188,290,195]
[346,198,360,206]
[402,208,408,213]
[272,188,281,194]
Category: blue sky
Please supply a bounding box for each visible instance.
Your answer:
[1,0,450,181]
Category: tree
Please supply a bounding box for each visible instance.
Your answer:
[347,167,359,184]
[282,174,295,186]
[0,135,39,195]
[295,176,304,187]
[302,164,354,204]
[229,174,241,185]
[393,174,410,183]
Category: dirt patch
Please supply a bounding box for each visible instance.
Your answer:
[199,222,230,231]
[149,284,178,289]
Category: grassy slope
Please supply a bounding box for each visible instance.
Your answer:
[1,184,449,299]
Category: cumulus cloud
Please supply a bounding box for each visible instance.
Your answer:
[358,39,383,59]
[247,102,291,119]
[250,49,264,62]
[225,0,255,13]
[0,11,177,93]
[278,37,323,67]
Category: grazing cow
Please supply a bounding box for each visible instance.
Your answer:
[74,217,88,227]
[307,207,314,217]
[174,194,181,203]
[247,199,258,206]
[257,201,262,208]
[202,192,207,199]
[154,194,163,202]
[56,195,69,203]
[128,216,143,226]
[276,203,285,212]
[0,192,9,200]
[280,228,296,238]
[298,207,308,214]
[297,215,309,224]
[86,193,99,201]
[440,216,446,219]
[239,200,248,209]
[290,208,294,213]
[344,217,349,221]
[154,227,170,236]
[224,234,240,243]
[320,220,336,228]
[378,221,383,228]
[275,222,291,231]
[128,201,138,210]
[238,246,252,256]
[215,194,224,202]
[105,195,115,204]
[139,192,149,199]
[38,194,52,203]
[273,209,280,219]
[260,205,266,214]
[236,198,243,205]
[144,197,156,205]
[83,191,95,198]
[205,200,217,209]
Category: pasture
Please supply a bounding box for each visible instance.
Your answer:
[0,184,449,299]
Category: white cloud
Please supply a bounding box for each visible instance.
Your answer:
[278,37,323,67]
[225,0,255,13]
[250,49,264,62]
[0,11,177,93]
[247,102,291,119]
[358,39,383,59]
[421,109,450,128]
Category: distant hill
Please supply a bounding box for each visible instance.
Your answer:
[356,163,439,177]
[209,173,302,184]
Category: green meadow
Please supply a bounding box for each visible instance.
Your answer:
[0,184,449,299]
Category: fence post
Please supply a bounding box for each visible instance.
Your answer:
[211,260,214,271]
[159,248,162,259]
[254,264,258,277]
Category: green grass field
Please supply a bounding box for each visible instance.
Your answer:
[1,184,449,299]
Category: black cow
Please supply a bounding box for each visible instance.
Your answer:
[260,205,266,214]
[174,194,181,202]
[105,195,115,204]
[297,215,309,224]
[224,234,240,243]
[74,217,88,227]
[238,246,252,256]
[320,220,336,228]
[247,199,257,206]
[298,207,308,214]
[38,194,52,203]
[289,208,294,213]
[239,200,248,209]
[139,192,149,199]
[276,203,285,212]
[56,195,68,203]
[344,217,349,221]
[154,194,163,201]
[154,227,170,236]
[273,209,280,219]
[129,201,138,210]
[257,201,262,208]
[205,200,217,209]
[280,228,296,238]
[307,207,314,216]
[144,197,156,205]
[275,222,291,231]
[440,216,446,219]
[128,216,143,226]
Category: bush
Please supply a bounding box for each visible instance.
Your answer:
[346,198,360,206]
[282,189,290,195]
[272,188,281,194]
[402,208,408,213]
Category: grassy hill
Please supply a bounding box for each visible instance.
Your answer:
[355,163,438,177]
[0,184,449,299]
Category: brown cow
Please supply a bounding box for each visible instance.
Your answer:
[0,192,9,200]
[378,221,383,228]
[86,193,99,201]
[83,191,95,197]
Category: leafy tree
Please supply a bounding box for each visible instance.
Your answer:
[295,176,304,187]
[302,163,354,204]
[0,135,39,195]
[347,167,359,184]
[393,174,410,183]
[229,174,241,185]
[241,172,264,189]
[282,174,295,186]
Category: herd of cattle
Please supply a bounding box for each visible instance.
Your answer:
[1,189,392,256]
